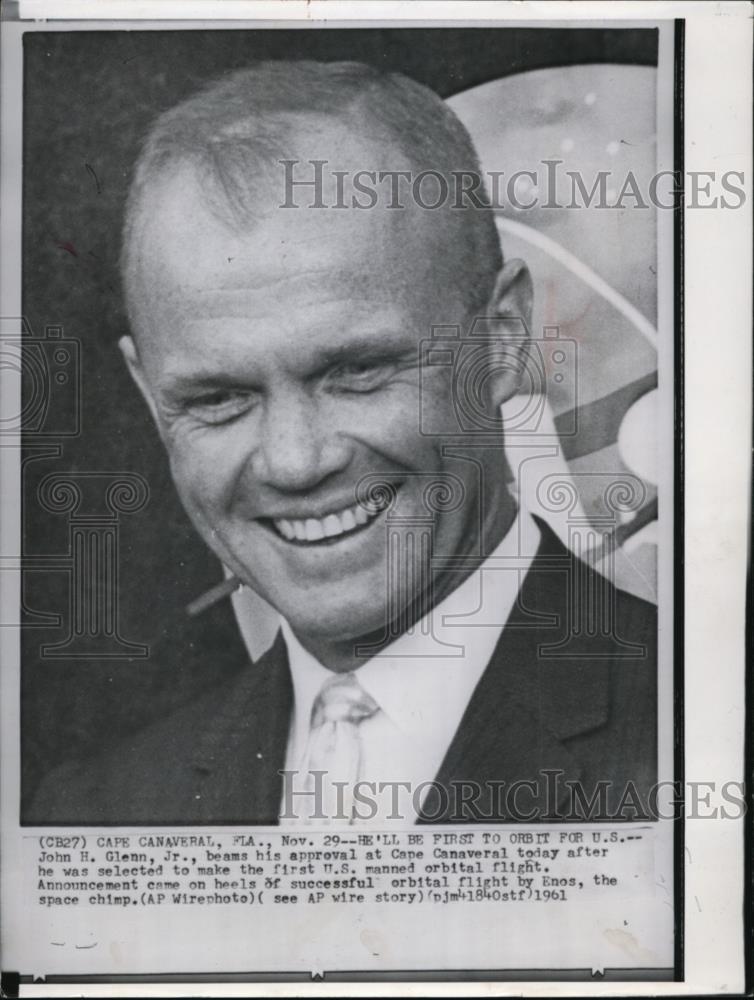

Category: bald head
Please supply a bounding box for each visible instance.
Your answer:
[120,59,503,338]
[128,119,477,353]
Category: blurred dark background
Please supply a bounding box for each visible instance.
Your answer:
[20,26,658,819]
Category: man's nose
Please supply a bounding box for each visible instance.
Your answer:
[250,392,350,492]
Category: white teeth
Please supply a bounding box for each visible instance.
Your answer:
[272,499,383,543]
[322,514,342,537]
[305,518,325,542]
[340,508,357,532]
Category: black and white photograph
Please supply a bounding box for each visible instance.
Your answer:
[0,1,749,992]
[21,26,666,830]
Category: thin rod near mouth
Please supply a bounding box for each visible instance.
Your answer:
[186,575,242,617]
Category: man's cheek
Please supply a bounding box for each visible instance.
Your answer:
[169,451,225,521]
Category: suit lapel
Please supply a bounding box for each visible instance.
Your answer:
[421,520,610,822]
[188,629,292,823]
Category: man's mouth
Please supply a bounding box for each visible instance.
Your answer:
[267,498,386,545]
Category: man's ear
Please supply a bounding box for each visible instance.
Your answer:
[118,336,161,429]
[484,258,533,409]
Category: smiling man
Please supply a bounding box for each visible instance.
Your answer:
[32,60,657,826]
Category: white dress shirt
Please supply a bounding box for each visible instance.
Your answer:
[234,510,540,822]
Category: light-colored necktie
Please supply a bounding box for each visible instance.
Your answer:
[302,672,379,825]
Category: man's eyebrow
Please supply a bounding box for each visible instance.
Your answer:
[311,334,417,370]
[158,372,260,400]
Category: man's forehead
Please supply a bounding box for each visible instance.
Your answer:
[133,161,460,306]
[156,276,405,317]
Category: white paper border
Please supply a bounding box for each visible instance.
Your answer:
[1,1,750,996]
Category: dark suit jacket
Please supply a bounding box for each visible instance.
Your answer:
[29,519,657,825]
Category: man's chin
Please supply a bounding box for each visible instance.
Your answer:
[274,596,393,651]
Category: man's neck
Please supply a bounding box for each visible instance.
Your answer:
[293,493,519,673]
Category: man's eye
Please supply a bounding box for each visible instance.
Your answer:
[328,362,395,392]
[186,390,257,425]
